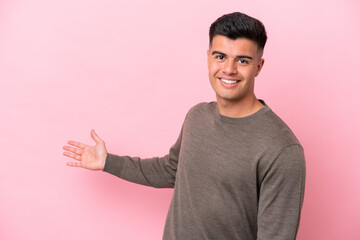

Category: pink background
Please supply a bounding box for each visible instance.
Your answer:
[1,0,359,239]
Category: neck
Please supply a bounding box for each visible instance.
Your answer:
[217,96,264,118]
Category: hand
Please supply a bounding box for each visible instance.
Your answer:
[63,129,107,170]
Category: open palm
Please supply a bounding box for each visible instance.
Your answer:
[63,129,107,170]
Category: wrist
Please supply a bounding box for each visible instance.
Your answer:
[101,153,107,170]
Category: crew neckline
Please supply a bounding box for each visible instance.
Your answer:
[213,99,270,124]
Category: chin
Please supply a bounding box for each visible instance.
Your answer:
[217,95,241,102]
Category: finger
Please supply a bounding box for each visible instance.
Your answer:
[63,151,82,161]
[91,129,103,144]
[66,162,82,167]
[63,145,83,155]
[67,140,86,149]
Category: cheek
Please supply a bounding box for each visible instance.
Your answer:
[242,67,258,78]
[208,62,220,76]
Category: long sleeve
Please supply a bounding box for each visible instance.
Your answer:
[257,144,306,240]
[103,128,183,188]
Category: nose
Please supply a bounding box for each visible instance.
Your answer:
[222,59,237,75]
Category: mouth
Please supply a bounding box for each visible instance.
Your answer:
[218,78,241,88]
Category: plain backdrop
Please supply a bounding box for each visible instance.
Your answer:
[1,0,359,239]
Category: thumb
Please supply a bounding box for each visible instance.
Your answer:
[90,129,103,144]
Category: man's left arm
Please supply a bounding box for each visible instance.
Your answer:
[257,144,306,240]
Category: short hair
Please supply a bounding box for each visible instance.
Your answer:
[209,12,267,53]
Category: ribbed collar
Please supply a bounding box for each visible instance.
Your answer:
[214,99,270,124]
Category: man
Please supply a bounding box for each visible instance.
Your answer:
[63,12,306,240]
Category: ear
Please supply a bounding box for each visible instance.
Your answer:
[255,58,265,77]
[207,49,210,65]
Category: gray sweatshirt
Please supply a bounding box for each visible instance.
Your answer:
[104,101,306,240]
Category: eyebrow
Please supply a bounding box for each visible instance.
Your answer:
[211,51,253,60]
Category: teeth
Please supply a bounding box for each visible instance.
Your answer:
[220,78,239,84]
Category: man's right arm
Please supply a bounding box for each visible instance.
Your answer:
[64,128,183,188]
[104,128,183,188]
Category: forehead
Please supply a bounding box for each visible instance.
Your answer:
[210,35,259,57]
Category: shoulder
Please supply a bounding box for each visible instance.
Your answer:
[181,102,217,128]
[252,101,301,149]
[186,102,216,117]
[260,107,302,149]
[256,106,305,176]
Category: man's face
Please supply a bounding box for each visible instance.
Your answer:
[207,35,264,105]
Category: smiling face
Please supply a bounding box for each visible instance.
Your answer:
[207,35,264,106]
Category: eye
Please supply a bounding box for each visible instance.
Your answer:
[239,59,249,64]
[215,55,225,60]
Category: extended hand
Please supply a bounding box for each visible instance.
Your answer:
[63,129,107,170]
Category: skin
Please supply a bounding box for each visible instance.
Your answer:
[64,129,107,170]
[207,35,265,118]
[64,35,265,169]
